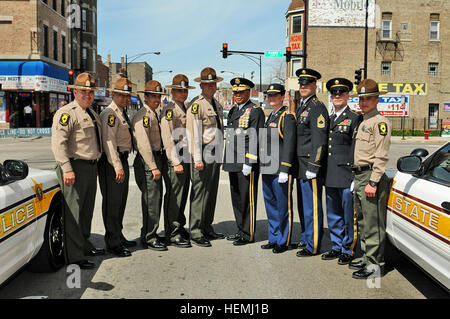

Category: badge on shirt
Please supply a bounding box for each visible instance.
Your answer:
[143,116,150,128]
[166,110,173,121]
[107,115,116,127]
[191,104,199,114]
[317,114,326,129]
[378,122,388,136]
[59,113,70,126]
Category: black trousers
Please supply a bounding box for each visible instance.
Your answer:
[228,170,259,241]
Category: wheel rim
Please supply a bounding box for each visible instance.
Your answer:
[48,207,64,262]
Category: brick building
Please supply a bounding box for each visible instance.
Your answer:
[285,0,450,131]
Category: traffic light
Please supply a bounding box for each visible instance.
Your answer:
[222,43,228,59]
[68,69,74,85]
[354,69,362,85]
[285,47,292,62]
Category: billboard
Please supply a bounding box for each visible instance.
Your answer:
[309,0,376,28]
[329,95,410,117]
[290,33,303,55]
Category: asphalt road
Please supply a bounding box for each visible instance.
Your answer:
[0,136,448,299]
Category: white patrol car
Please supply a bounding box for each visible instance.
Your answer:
[387,143,450,291]
[0,160,64,286]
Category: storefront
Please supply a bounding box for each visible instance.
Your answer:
[0,61,69,128]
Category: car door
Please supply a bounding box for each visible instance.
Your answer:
[388,143,450,290]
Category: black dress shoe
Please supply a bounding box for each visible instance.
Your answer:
[170,237,192,248]
[85,247,106,256]
[261,242,276,250]
[205,231,225,240]
[352,267,378,279]
[338,253,354,265]
[296,248,315,257]
[348,260,366,270]
[76,260,96,269]
[272,245,288,254]
[147,239,168,251]
[108,245,132,257]
[120,238,137,248]
[226,233,240,241]
[321,250,341,260]
[233,238,252,246]
[192,237,212,247]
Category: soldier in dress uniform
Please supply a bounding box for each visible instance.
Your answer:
[160,74,195,248]
[51,72,104,269]
[260,84,296,254]
[222,77,265,246]
[132,80,168,251]
[186,67,224,247]
[322,78,363,265]
[98,77,136,258]
[349,79,391,279]
[294,68,330,257]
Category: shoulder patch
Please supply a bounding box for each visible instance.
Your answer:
[191,103,199,114]
[317,114,326,129]
[378,122,388,136]
[143,116,150,128]
[166,109,173,121]
[59,113,70,126]
[107,115,116,127]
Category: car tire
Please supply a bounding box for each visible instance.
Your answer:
[28,193,65,273]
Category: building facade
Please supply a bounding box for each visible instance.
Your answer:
[285,0,450,130]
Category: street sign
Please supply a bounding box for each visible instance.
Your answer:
[264,50,284,57]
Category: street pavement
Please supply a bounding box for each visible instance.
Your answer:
[0,136,448,299]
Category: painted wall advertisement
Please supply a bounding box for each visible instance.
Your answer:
[444,103,450,112]
[329,95,410,117]
[0,91,5,123]
[442,119,450,136]
[290,33,303,55]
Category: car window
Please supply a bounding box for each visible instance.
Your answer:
[423,144,450,186]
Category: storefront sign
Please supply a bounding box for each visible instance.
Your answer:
[0,75,68,93]
[0,92,5,123]
[378,82,427,96]
[329,95,410,117]
[444,103,450,112]
[0,128,52,138]
[289,34,303,54]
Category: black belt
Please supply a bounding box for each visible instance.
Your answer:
[351,164,373,173]
[119,151,129,162]
[70,158,97,165]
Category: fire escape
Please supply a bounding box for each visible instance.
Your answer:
[376,31,404,62]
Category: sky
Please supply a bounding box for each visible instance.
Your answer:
[98,0,293,96]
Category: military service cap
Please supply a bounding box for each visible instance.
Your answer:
[295,68,321,85]
[326,77,353,95]
[230,77,254,92]
[264,83,286,96]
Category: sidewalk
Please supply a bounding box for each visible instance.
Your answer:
[391,135,450,143]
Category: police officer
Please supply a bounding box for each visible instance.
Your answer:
[223,77,265,246]
[132,80,168,251]
[260,84,296,254]
[160,74,195,248]
[322,78,363,265]
[186,67,224,247]
[294,68,329,257]
[349,79,391,279]
[51,72,104,269]
[98,77,136,258]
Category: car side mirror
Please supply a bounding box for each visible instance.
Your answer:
[410,148,429,158]
[3,160,29,181]
[397,155,422,173]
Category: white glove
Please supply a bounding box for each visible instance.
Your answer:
[350,180,355,193]
[305,170,317,180]
[242,164,252,176]
[278,172,289,183]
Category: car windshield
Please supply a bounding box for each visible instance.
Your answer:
[423,144,450,186]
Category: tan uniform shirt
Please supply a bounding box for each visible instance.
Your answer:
[51,100,102,173]
[354,109,391,182]
[99,101,132,171]
[132,104,162,171]
[186,94,223,163]
[160,101,187,166]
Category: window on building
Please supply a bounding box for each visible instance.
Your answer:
[430,14,440,40]
[53,30,58,61]
[60,0,65,16]
[292,59,302,77]
[382,12,392,39]
[61,35,66,64]
[292,15,302,34]
[52,0,57,11]
[401,23,408,31]
[43,25,49,57]
[82,9,87,31]
[428,63,438,76]
[82,47,88,70]
[381,61,391,75]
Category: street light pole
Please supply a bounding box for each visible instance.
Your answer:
[125,51,161,77]
[364,0,369,79]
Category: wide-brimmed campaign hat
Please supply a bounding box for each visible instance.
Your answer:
[264,83,286,96]
[68,72,102,91]
[138,80,166,95]
[166,74,195,90]
[295,68,321,85]
[351,78,387,97]
[230,77,254,92]
[107,77,134,95]
[194,67,223,83]
[326,78,353,95]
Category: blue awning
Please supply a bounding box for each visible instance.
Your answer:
[131,95,140,104]
[0,61,68,81]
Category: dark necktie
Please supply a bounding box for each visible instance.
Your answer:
[123,110,135,152]
[154,110,164,149]
[330,113,337,124]
[86,107,102,153]
[211,99,222,131]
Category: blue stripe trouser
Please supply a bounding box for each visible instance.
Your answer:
[325,187,356,255]
[262,174,294,246]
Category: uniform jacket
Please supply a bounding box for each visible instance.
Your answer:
[354,109,391,183]
[186,94,224,163]
[295,95,329,179]
[222,100,265,172]
[99,101,132,172]
[131,104,162,171]
[260,106,296,175]
[51,100,102,173]
[325,106,363,188]
[160,101,188,166]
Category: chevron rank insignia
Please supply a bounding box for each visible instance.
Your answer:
[317,114,326,128]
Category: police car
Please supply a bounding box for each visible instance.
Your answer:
[387,143,450,291]
[0,160,64,286]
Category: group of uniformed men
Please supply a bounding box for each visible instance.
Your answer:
[51,65,391,280]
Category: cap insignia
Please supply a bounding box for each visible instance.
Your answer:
[86,80,91,87]
[361,87,366,93]
[208,74,213,80]
[236,78,240,85]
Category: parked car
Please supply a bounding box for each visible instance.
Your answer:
[387,143,450,291]
[0,160,64,286]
